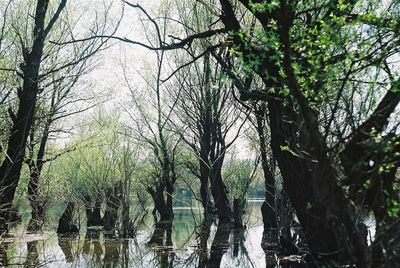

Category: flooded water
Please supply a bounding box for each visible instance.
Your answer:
[0,201,306,267]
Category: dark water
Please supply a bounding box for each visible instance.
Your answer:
[0,201,305,267]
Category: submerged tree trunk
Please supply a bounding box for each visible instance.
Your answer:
[233,198,244,228]
[103,183,122,230]
[148,183,174,222]
[84,194,103,227]
[209,158,232,224]
[57,202,78,234]
[27,167,45,232]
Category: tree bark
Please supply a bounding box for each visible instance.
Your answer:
[209,160,232,224]
[57,202,78,234]
[103,183,122,230]
[254,103,277,229]
[85,194,103,227]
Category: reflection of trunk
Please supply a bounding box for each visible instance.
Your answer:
[103,238,120,268]
[83,230,102,262]
[0,243,8,267]
[198,217,212,268]
[233,228,246,257]
[58,234,79,263]
[148,220,174,268]
[122,241,129,267]
[208,223,231,268]
[254,104,277,229]
[25,241,39,267]
[103,184,122,230]
[57,202,78,233]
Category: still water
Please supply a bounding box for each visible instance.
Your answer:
[0,201,305,267]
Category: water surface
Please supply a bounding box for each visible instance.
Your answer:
[0,201,305,267]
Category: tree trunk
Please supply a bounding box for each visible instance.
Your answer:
[199,157,214,217]
[233,198,244,228]
[148,185,173,222]
[267,96,367,263]
[209,163,232,224]
[103,184,122,230]
[254,104,277,229]
[85,194,103,227]
[0,89,38,232]
[27,166,45,232]
[57,202,78,234]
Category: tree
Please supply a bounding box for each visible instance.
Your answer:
[0,0,68,233]
[0,0,113,232]
[122,3,181,222]
[114,0,399,265]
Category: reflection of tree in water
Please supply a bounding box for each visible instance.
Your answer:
[57,234,79,263]
[25,240,39,267]
[0,243,8,266]
[147,220,175,268]
[208,223,231,268]
[82,230,103,264]
[80,230,126,268]
[191,217,233,268]
[233,228,247,258]
[103,232,122,268]
[197,217,212,268]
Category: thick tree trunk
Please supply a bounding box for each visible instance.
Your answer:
[25,241,39,267]
[57,202,78,234]
[0,90,38,232]
[84,194,103,227]
[148,174,174,222]
[27,166,45,232]
[267,97,367,263]
[209,164,232,224]
[254,104,277,229]
[103,184,122,230]
[233,198,244,228]
[199,155,214,217]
